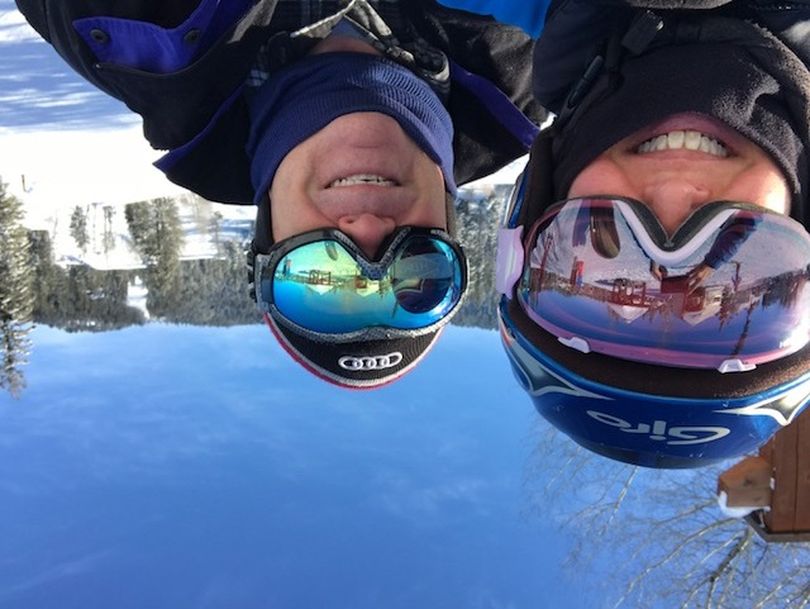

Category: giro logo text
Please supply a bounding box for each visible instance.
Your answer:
[338,352,404,371]
[586,410,731,446]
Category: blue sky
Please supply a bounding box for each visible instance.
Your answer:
[2,323,803,608]
[0,324,592,609]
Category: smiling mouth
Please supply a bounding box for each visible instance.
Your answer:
[636,130,729,158]
[328,174,400,188]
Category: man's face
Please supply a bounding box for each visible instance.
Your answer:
[568,113,790,234]
[269,111,446,259]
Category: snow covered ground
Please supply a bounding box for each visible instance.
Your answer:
[0,2,256,268]
[0,3,186,206]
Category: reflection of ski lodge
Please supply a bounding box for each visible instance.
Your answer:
[280,265,381,296]
[535,260,724,320]
[534,255,806,323]
[574,258,725,319]
[308,269,331,286]
[300,269,370,290]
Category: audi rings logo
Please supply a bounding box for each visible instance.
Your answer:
[338,352,404,371]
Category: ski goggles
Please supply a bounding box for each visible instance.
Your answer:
[252,226,467,339]
[498,197,810,372]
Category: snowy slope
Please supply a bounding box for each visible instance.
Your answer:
[0,3,186,210]
[0,2,256,268]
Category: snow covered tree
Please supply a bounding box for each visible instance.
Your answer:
[0,178,34,398]
[125,197,184,316]
[102,205,115,253]
[452,190,509,329]
[69,205,89,252]
[210,211,223,254]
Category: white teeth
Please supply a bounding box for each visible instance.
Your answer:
[667,130,685,149]
[684,130,701,150]
[636,130,728,157]
[329,174,397,188]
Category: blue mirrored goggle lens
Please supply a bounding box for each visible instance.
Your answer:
[519,198,810,371]
[262,235,464,334]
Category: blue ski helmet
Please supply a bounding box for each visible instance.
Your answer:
[496,134,810,468]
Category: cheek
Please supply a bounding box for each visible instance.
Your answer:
[567,157,634,199]
[725,167,791,215]
[268,169,295,242]
[408,161,447,229]
[269,145,325,241]
[269,175,318,242]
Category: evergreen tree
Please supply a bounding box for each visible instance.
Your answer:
[451,192,508,330]
[125,198,184,317]
[69,205,89,252]
[210,211,223,254]
[27,232,145,332]
[0,178,34,398]
[102,205,115,253]
[155,240,260,325]
[125,198,184,264]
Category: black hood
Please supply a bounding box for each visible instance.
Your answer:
[532,1,810,229]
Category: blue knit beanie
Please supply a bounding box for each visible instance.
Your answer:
[245,52,455,204]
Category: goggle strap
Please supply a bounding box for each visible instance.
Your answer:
[253,195,274,253]
[496,226,524,298]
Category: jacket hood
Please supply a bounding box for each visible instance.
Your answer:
[533,0,810,229]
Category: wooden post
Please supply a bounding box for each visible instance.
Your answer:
[717,456,771,508]
[798,409,810,533]
[738,407,810,543]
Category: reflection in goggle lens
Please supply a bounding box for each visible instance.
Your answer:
[266,236,463,334]
[520,198,810,370]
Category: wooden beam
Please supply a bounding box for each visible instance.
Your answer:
[746,512,810,544]
[717,456,772,508]
[762,408,809,534]
[795,408,810,532]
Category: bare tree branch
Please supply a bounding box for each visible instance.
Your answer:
[613,519,736,609]
[708,529,753,608]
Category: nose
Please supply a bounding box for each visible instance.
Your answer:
[642,180,712,235]
[337,213,397,259]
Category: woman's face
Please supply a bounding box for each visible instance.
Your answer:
[568,113,791,234]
